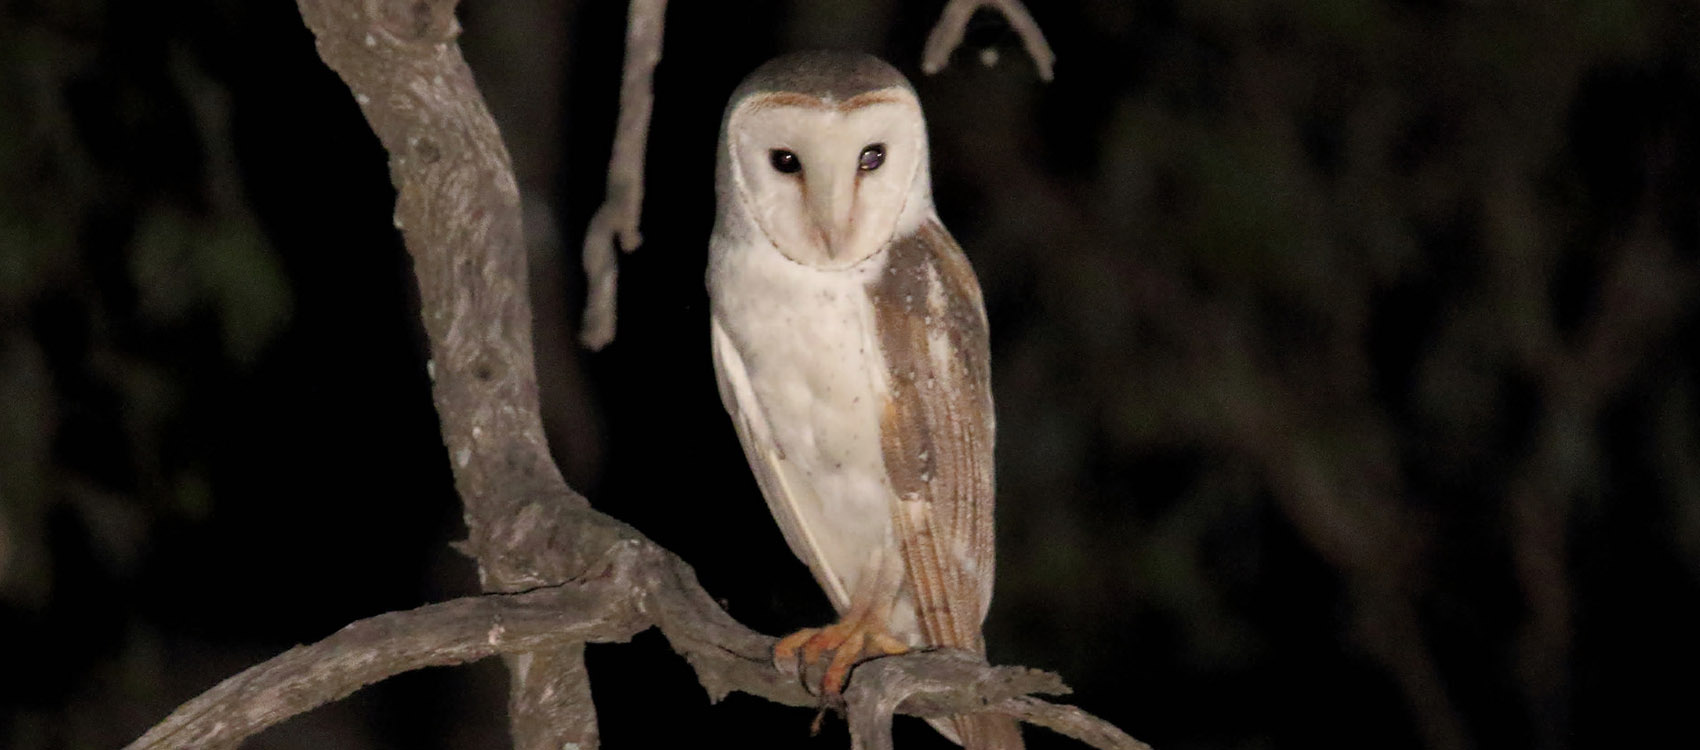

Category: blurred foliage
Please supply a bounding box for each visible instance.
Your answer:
[1,0,290,611]
[3,1,1699,749]
[1,2,297,746]
[897,2,1698,749]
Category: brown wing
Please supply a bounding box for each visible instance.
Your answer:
[868,218,996,653]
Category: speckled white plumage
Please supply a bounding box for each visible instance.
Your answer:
[710,224,931,644]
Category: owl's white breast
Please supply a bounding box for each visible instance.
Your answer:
[708,232,903,617]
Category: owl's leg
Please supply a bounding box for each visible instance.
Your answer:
[774,550,910,700]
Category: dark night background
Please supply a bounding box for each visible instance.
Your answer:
[3,1,1699,748]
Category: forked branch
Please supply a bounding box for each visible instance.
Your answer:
[128,529,1143,750]
[922,0,1056,80]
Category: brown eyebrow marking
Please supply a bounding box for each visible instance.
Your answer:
[838,91,905,110]
[743,92,827,111]
[742,89,907,113]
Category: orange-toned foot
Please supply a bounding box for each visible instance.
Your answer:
[772,625,827,678]
[773,619,910,699]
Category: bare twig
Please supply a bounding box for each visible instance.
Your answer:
[922,0,1056,81]
[579,0,668,350]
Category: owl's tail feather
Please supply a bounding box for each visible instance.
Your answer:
[932,712,1023,750]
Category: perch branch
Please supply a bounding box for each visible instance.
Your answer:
[922,0,1055,80]
[130,531,1147,750]
[844,652,1149,750]
[580,0,669,350]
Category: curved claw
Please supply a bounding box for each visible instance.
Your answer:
[773,622,911,699]
[773,626,822,679]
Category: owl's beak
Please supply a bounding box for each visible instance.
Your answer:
[806,166,857,259]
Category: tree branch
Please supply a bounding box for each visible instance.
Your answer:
[128,527,1146,750]
[124,582,647,750]
[922,0,1056,81]
[844,652,1150,750]
[579,0,668,351]
[293,1,601,745]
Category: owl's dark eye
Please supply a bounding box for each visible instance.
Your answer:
[769,149,802,174]
[858,143,886,171]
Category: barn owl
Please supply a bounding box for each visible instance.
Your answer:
[707,51,1021,749]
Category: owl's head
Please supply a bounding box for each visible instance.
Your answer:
[719,51,932,269]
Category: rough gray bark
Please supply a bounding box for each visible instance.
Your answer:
[844,653,1151,750]
[293,1,602,746]
[123,585,641,749]
[460,0,605,489]
[124,535,1143,749]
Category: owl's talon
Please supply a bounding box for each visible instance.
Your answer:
[820,630,867,700]
[773,620,910,700]
[773,627,820,678]
[801,623,853,665]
